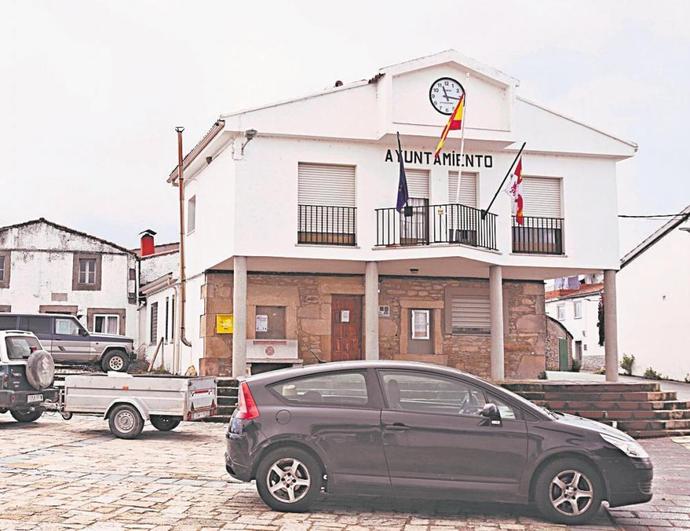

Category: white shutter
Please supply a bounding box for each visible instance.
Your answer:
[406,169,429,199]
[451,295,491,332]
[298,163,355,207]
[448,172,477,207]
[522,177,562,218]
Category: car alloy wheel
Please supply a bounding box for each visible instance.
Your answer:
[549,469,594,516]
[265,457,311,504]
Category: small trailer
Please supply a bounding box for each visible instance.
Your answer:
[48,372,217,439]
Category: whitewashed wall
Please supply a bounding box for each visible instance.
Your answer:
[618,227,690,381]
[546,295,604,361]
[0,222,138,340]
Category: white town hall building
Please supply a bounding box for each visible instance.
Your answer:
[167,50,635,381]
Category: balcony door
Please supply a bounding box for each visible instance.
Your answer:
[297,163,356,246]
[400,169,430,245]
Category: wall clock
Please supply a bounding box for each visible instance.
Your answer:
[429,77,464,115]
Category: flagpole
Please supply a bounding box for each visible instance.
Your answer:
[454,77,469,205]
[481,141,526,219]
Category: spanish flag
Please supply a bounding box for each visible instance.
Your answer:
[434,94,465,157]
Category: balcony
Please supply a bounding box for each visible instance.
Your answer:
[298,204,357,246]
[512,216,564,255]
[375,203,497,251]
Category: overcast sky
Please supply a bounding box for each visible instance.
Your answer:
[2,0,689,253]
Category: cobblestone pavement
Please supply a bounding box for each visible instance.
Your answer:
[608,436,690,529]
[0,413,617,530]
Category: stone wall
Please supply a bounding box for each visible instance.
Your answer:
[545,315,574,371]
[199,271,548,379]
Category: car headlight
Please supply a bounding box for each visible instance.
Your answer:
[601,433,649,458]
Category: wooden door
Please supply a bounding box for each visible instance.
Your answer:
[331,295,362,361]
[558,338,569,370]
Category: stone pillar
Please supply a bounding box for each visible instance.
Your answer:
[365,261,380,360]
[489,265,505,381]
[604,269,619,383]
[232,256,247,378]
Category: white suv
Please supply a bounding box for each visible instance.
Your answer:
[0,330,57,422]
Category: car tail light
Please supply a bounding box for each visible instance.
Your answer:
[236,381,260,420]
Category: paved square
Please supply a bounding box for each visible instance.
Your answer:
[0,413,616,530]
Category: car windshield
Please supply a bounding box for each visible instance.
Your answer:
[5,336,42,360]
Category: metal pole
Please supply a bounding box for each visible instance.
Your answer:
[481,142,526,219]
[176,127,192,375]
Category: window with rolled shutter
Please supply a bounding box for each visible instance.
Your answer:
[450,295,491,334]
[297,163,356,245]
[297,163,355,207]
[448,172,477,207]
[406,169,429,199]
[522,177,562,218]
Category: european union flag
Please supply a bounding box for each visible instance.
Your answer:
[395,132,409,212]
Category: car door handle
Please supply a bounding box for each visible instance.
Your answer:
[384,422,410,431]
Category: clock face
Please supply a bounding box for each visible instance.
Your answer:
[429,77,464,115]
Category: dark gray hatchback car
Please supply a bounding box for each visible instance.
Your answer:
[226,361,653,525]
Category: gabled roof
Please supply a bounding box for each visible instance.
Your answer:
[545,283,604,302]
[0,217,136,256]
[379,49,519,88]
[620,205,690,269]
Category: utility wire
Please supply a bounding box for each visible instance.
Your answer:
[618,212,690,219]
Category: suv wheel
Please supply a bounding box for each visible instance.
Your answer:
[101,350,130,373]
[108,404,144,439]
[150,415,181,431]
[534,457,603,525]
[10,408,44,423]
[256,447,323,512]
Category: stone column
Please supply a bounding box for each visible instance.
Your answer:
[232,256,248,378]
[489,265,505,381]
[604,269,619,383]
[365,261,380,360]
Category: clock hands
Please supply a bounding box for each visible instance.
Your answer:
[441,85,450,102]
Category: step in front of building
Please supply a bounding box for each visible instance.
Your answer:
[202,378,689,437]
[505,381,690,438]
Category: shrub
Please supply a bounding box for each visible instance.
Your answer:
[620,354,635,376]
[643,367,663,380]
[571,358,581,372]
[537,371,547,380]
[685,374,690,384]
[594,367,606,375]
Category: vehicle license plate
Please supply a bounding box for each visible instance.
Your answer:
[192,410,209,420]
[27,394,43,403]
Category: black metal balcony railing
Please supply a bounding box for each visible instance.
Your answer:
[375,203,497,251]
[512,216,564,255]
[298,204,357,246]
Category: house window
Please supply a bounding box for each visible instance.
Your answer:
[0,251,11,288]
[255,306,287,340]
[73,254,102,290]
[79,259,97,284]
[150,302,159,345]
[574,300,582,319]
[94,314,120,335]
[557,304,566,321]
[187,196,196,234]
[411,310,430,340]
[449,294,491,335]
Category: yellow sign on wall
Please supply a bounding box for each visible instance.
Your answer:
[216,314,233,334]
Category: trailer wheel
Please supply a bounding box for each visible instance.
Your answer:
[108,404,144,439]
[150,415,182,431]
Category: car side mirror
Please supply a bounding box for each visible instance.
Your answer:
[79,328,89,337]
[480,403,501,425]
